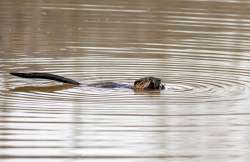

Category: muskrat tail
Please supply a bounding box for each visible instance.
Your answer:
[10,72,81,85]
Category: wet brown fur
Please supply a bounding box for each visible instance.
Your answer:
[134,77,165,90]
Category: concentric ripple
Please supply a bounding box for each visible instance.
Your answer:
[163,75,249,103]
[3,61,250,105]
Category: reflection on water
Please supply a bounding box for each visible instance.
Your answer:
[1,0,250,162]
[10,83,77,93]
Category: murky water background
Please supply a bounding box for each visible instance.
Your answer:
[1,0,250,162]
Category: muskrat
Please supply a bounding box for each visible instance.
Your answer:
[10,72,165,90]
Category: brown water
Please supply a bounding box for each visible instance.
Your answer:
[1,0,250,162]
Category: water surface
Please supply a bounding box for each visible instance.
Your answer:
[1,0,250,162]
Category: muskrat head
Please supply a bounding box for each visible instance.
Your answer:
[134,77,165,90]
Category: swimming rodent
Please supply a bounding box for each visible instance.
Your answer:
[10,72,165,90]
